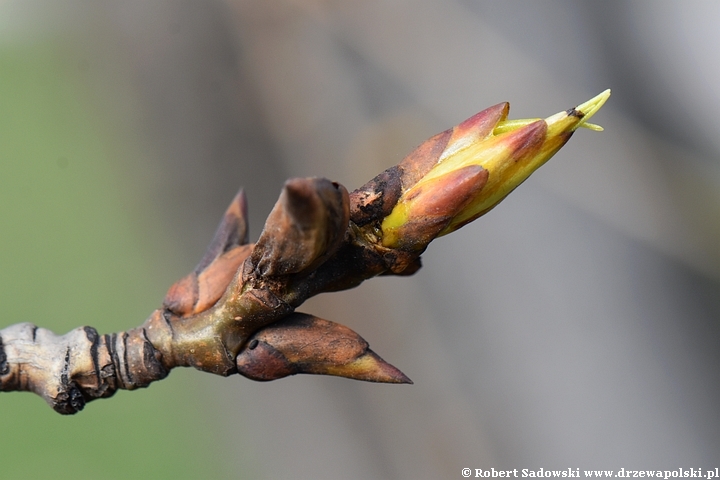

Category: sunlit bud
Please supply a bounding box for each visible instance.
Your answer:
[380,90,610,248]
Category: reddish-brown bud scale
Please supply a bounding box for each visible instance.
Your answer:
[382,165,489,250]
[164,245,253,317]
[195,189,249,273]
[236,313,411,384]
[398,102,509,190]
[251,178,349,277]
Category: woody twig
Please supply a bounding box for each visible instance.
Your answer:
[0,91,610,414]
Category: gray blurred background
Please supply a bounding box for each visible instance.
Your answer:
[2,1,719,478]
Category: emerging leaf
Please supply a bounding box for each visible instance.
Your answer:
[380,90,611,247]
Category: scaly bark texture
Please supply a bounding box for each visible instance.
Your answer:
[0,91,609,414]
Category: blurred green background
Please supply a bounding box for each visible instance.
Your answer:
[3,2,720,479]
[0,35,231,480]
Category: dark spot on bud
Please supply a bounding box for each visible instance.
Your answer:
[566,107,585,118]
[349,166,403,226]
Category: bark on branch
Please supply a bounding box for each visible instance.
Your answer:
[0,92,610,414]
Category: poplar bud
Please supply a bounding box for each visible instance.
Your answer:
[380,90,610,249]
[236,313,411,384]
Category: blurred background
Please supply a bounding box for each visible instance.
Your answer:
[1,1,719,478]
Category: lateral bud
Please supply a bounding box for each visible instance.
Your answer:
[251,178,350,277]
[164,189,252,317]
[195,188,249,273]
[235,313,412,384]
[164,245,253,317]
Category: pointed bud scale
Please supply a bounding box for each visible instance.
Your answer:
[196,189,249,274]
[437,119,547,233]
[163,272,198,317]
[397,102,509,190]
[380,90,610,243]
[381,165,488,250]
[235,313,412,384]
[164,189,252,317]
[382,120,546,249]
[164,244,253,317]
[251,178,350,277]
[193,244,253,314]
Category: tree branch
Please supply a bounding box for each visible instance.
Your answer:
[0,91,610,414]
